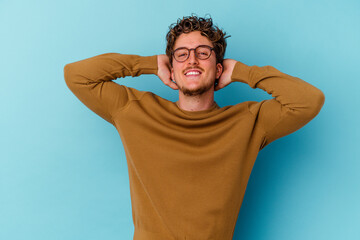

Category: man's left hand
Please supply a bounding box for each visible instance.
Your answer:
[215,59,237,91]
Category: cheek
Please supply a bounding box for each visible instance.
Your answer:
[207,62,219,77]
[172,64,183,79]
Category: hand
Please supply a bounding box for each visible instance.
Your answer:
[157,54,179,90]
[215,59,237,91]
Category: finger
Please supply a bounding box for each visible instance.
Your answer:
[169,80,179,90]
[162,78,179,90]
[215,82,223,91]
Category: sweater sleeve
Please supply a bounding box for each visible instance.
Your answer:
[63,53,158,124]
[231,61,325,149]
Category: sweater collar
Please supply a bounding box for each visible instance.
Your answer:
[174,101,220,116]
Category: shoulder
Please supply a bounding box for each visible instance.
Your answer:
[246,99,275,116]
[121,86,154,101]
[218,101,262,117]
[121,85,173,107]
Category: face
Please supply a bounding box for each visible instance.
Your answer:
[171,31,223,96]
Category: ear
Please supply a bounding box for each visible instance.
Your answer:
[171,67,174,81]
[216,63,223,79]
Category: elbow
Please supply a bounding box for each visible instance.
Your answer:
[312,87,325,111]
[64,63,71,81]
[315,88,325,108]
[63,63,72,83]
[63,63,77,91]
[303,87,325,119]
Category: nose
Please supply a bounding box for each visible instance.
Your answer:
[188,49,199,65]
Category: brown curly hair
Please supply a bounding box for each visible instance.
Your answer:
[166,15,230,66]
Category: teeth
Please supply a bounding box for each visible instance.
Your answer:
[186,71,200,76]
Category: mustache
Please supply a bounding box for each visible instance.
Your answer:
[183,66,204,74]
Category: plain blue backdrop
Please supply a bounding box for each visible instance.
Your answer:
[1,0,359,239]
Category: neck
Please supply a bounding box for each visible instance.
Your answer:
[177,89,215,111]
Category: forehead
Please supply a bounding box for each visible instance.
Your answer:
[174,31,213,49]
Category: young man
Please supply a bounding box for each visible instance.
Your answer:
[64,16,324,240]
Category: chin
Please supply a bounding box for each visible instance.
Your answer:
[180,84,214,96]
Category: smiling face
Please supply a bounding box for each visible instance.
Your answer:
[171,31,223,96]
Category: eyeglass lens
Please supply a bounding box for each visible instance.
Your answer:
[174,46,212,62]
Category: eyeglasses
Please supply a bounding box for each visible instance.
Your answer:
[172,45,215,62]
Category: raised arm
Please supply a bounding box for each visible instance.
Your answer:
[218,59,325,149]
[63,53,158,124]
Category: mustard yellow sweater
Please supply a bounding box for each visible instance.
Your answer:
[64,53,325,240]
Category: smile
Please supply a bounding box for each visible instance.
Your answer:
[185,70,201,76]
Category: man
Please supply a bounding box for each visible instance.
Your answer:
[64,15,324,240]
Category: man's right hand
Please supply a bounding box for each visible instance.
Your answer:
[157,55,179,90]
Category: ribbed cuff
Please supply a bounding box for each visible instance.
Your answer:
[230,61,254,88]
[137,55,158,75]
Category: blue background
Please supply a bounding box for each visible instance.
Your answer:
[1,0,359,239]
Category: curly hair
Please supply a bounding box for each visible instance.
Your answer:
[166,15,230,66]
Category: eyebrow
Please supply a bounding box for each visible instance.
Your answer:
[173,44,213,51]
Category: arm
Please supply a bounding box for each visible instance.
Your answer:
[217,59,325,149]
[63,53,158,124]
